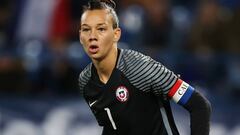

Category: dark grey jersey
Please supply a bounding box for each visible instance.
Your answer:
[78,49,191,135]
[79,49,178,96]
[117,49,178,96]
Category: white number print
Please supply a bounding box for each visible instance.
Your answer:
[104,108,117,130]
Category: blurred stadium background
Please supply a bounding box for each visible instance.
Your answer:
[0,0,240,135]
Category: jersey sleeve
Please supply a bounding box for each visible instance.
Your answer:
[150,62,195,105]
[78,63,92,95]
[118,49,195,105]
[118,50,194,105]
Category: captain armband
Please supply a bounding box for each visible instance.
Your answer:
[168,79,195,105]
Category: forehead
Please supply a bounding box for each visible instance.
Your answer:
[81,9,112,26]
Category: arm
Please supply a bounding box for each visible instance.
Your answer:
[119,52,212,134]
[183,90,211,135]
[167,79,211,135]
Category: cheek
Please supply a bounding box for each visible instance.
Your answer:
[101,33,114,46]
[79,35,88,50]
[79,34,84,43]
[80,35,87,45]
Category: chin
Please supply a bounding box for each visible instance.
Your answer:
[90,54,103,61]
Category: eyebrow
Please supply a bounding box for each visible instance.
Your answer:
[81,23,107,27]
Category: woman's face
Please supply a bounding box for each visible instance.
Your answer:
[79,9,121,61]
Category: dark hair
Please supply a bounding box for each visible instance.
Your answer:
[82,0,119,29]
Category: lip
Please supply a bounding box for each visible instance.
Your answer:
[88,44,99,54]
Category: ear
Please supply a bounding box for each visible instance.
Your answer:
[113,28,121,42]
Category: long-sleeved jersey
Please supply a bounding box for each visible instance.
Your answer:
[78,49,210,135]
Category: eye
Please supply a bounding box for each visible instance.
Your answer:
[98,27,106,32]
[81,28,90,32]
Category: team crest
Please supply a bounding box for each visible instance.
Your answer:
[116,86,129,102]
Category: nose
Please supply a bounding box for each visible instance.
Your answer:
[89,30,97,41]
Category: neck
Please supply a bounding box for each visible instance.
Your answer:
[92,47,118,84]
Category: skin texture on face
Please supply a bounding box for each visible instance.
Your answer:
[79,9,121,62]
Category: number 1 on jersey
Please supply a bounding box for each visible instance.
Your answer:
[104,108,117,130]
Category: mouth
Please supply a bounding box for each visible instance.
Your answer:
[88,45,99,54]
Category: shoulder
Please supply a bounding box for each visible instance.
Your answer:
[117,49,160,92]
[117,49,162,72]
[78,63,92,94]
[117,49,178,95]
[121,49,153,62]
[118,49,156,69]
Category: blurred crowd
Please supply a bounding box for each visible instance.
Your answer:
[0,0,240,98]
